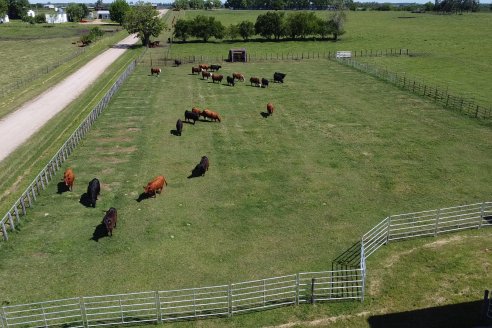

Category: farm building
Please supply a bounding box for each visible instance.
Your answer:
[228,48,247,62]
[27,10,35,17]
[96,10,111,19]
[45,13,67,23]
[0,15,9,23]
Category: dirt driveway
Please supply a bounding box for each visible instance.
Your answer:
[0,9,168,163]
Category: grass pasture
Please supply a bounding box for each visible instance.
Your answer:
[169,10,492,106]
[0,59,491,328]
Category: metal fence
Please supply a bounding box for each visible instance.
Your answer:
[336,58,492,120]
[0,48,87,99]
[141,48,408,67]
[362,202,492,260]
[0,270,364,328]
[0,58,139,241]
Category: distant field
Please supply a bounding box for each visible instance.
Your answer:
[169,10,492,105]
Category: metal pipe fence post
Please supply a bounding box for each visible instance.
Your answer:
[155,291,161,324]
[1,223,8,241]
[295,273,300,305]
[310,278,316,304]
[434,209,441,237]
[41,305,48,328]
[479,202,485,229]
[79,297,88,328]
[385,216,392,244]
[228,285,233,317]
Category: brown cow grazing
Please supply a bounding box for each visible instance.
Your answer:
[233,72,245,82]
[103,207,117,236]
[63,168,75,191]
[267,102,274,116]
[250,77,261,87]
[199,64,210,71]
[211,74,223,83]
[151,67,161,76]
[192,67,202,75]
[202,109,221,122]
[192,107,202,116]
[144,176,168,197]
[202,71,211,80]
[176,118,183,136]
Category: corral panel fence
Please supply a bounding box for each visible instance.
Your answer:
[362,202,492,261]
[336,58,492,119]
[0,271,362,328]
[0,54,144,242]
[140,48,407,67]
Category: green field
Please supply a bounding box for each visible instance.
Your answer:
[0,10,491,328]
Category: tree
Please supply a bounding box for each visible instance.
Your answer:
[173,19,192,41]
[109,0,130,25]
[123,2,165,46]
[34,12,45,23]
[190,15,224,41]
[423,1,434,11]
[237,20,255,40]
[7,0,29,19]
[227,23,239,39]
[95,0,104,10]
[328,10,346,41]
[66,3,86,22]
[212,0,222,8]
[255,11,285,40]
[224,0,247,9]
[0,0,8,17]
[173,0,189,10]
[189,0,205,9]
[285,11,317,39]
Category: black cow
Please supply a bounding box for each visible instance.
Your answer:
[273,72,286,83]
[226,76,235,86]
[184,110,199,124]
[210,65,222,71]
[261,78,269,88]
[103,207,117,236]
[176,118,183,136]
[174,59,182,67]
[87,178,100,208]
[194,156,209,176]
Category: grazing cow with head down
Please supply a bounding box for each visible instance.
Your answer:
[63,168,75,191]
[273,72,286,83]
[211,74,223,83]
[192,107,202,116]
[201,109,221,122]
[267,102,274,115]
[184,110,199,124]
[176,118,183,136]
[210,65,222,72]
[202,71,211,80]
[87,178,100,208]
[199,64,210,71]
[250,77,261,87]
[192,67,202,75]
[151,67,161,76]
[261,78,269,88]
[226,76,235,86]
[174,59,182,66]
[103,207,117,236]
[194,156,209,176]
[144,176,167,197]
[233,72,245,82]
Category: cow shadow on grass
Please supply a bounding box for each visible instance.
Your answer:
[170,129,181,136]
[57,182,70,194]
[79,193,93,207]
[260,112,270,118]
[136,192,153,202]
[187,166,205,179]
[90,222,108,242]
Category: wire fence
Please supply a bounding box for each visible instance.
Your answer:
[140,48,409,67]
[335,57,492,120]
[0,48,87,99]
[0,57,141,242]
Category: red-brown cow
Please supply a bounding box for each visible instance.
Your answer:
[233,72,245,82]
[144,176,168,197]
[202,109,221,122]
[63,168,75,191]
[151,67,161,76]
[192,107,202,115]
[250,77,261,87]
[211,74,223,83]
[267,102,274,116]
[202,71,211,80]
[199,64,210,71]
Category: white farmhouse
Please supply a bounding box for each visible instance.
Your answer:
[27,10,35,17]
[45,13,68,23]
[96,10,110,19]
[0,15,9,23]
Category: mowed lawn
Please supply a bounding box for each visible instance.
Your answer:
[0,59,491,307]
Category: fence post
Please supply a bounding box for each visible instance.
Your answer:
[1,222,8,241]
[7,213,15,231]
[385,216,392,244]
[310,278,316,304]
[478,202,485,229]
[481,290,490,324]
[434,209,441,237]
[79,297,88,328]
[228,284,233,317]
[475,105,480,118]
[295,273,300,305]
[155,291,161,323]
[20,198,26,216]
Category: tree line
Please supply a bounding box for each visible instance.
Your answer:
[173,11,346,43]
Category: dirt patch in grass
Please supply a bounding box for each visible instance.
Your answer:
[95,137,133,143]
[127,127,141,132]
[99,157,129,164]
[266,311,372,327]
[95,146,137,154]
[423,235,464,249]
